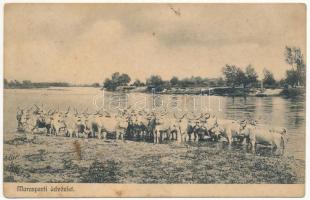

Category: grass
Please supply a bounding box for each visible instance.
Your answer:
[3,132,303,184]
[81,159,122,183]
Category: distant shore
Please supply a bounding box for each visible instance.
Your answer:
[4,86,305,97]
[120,86,306,97]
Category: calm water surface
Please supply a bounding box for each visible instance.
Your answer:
[4,87,305,162]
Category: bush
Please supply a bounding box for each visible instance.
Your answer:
[280,87,305,97]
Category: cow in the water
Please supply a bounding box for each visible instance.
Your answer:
[215,118,247,145]
[240,125,287,154]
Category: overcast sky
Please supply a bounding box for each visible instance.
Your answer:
[4,4,306,84]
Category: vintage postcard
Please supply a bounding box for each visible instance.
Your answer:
[3,3,306,197]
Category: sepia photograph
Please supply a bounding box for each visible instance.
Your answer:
[2,3,306,197]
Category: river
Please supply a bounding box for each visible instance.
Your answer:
[4,87,305,164]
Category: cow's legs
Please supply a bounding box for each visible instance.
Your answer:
[180,132,186,143]
[226,130,232,146]
[153,131,156,143]
[154,130,160,144]
[72,129,77,137]
[188,133,192,141]
[102,131,106,139]
[142,130,146,141]
[115,131,119,140]
[119,131,124,141]
[98,131,102,139]
[176,130,182,144]
[157,131,160,143]
[250,140,256,153]
[280,137,285,155]
[194,131,199,142]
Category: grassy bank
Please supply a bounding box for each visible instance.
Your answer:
[4,133,303,183]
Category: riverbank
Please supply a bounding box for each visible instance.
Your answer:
[129,86,305,97]
[280,87,306,97]
[4,86,305,98]
[4,132,303,183]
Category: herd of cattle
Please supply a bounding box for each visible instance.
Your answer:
[16,105,288,154]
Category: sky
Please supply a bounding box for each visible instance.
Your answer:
[4,4,306,84]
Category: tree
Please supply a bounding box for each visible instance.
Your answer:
[111,72,120,83]
[103,78,115,91]
[285,69,299,87]
[190,76,203,86]
[223,65,238,87]
[284,46,294,67]
[132,79,144,87]
[284,46,306,86]
[92,83,100,87]
[244,65,258,87]
[4,78,8,88]
[297,62,306,86]
[146,75,164,92]
[236,68,246,88]
[222,65,246,88]
[118,73,131,86]
[170,76,179,86]
[215,77,225,86]
[103,72,131,91]
[263,69,276,87]
[22,80,33,88]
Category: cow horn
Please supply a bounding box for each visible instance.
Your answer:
[34,104,40,111]
[65,106,70,114]
[194,113,202,120]
[173,113,177,119]
[181,113,187,119]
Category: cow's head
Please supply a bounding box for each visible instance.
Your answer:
[209,125,224,140]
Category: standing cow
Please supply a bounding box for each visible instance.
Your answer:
[240,126,287,155]
[216,119,247,145]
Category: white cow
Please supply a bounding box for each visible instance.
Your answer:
[216,118,247,145]
[240,126,287,154]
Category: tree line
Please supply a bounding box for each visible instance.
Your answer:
[4,79,70,89]
[3,79,101,89]
[222,46,305,89]
[103,46,305,92]
[4,46,304,91]
[103,72,227,92]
